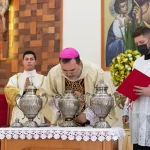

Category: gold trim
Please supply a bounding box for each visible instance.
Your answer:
[4,85,20,105]
[40,75,45,87]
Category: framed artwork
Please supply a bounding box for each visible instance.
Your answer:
[101,0,132,71]
[101,0,150,71]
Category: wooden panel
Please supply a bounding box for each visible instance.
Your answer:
[30,22,36,34]
[0,0,63,92]
[103,141,113,150]
[49,0,55,8]
[11,60,18,72]
[1,138,116,150]
[123,129,133,150]
[22,148,80,150]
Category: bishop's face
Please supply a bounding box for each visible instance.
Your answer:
[22,54,36,71]
[60,59,82,80]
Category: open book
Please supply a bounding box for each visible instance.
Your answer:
[116,69,150,101]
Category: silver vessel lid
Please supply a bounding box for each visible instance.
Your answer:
[96,80,108,89]
[11,118,23,128]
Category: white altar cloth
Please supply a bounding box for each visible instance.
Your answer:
[0,127,125,142]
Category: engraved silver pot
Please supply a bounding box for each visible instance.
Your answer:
[87,80,114,128]
[16,82,47,127]
[55,90,80,127]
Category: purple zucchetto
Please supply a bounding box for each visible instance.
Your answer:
[59,48,79,59]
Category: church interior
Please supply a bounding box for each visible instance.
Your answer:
[1,0,150,150]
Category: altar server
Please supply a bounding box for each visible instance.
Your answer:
[122,26,150,150]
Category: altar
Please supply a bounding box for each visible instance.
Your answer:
[0,127,125,150]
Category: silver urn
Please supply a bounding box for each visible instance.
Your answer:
[88,80,114,128]
[16,82,47,127]
[55,90,80,127]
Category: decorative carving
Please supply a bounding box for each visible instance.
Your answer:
[54,90,80,127]
[0,0,9,59]
[0,0,9,34]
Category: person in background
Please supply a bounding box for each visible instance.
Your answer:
[122,26,150,150]
[40,47,117,126]
[4,50,50,126]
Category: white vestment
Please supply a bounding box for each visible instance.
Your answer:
[125,56,150,146]
[40,59,117,126]
[5,70,45,125]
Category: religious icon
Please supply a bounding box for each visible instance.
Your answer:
[101,0,150,70]
[0,0,9,34]
[132,0,150,28]
[105,0,132,67]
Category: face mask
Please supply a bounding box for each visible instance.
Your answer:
[137,44,150,55]
[137,39,150,55]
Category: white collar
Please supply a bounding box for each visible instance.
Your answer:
[23,69,36,77]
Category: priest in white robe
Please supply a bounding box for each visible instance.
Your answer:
[4,50,50,126]
[40,48,117,126]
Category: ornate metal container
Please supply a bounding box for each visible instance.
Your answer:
[11,118,23,128]
[16,82,47,127]
[114,92,126,109]
[88,80,114,128]
[55,90,80,127]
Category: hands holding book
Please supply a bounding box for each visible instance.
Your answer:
[117,69,150,101]
[133,86,150,96]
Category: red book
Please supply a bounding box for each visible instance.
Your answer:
[116,69,150,101]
